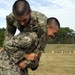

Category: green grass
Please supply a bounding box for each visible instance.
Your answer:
[29,53,75,75]
[1,44,75,75]
[44,44,75,53]
[29,44,75,75]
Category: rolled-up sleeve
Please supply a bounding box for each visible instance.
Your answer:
[4,15,16,45]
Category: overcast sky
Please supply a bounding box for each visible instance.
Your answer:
[0,0,75,31]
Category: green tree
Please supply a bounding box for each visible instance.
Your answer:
[0,28,5,47]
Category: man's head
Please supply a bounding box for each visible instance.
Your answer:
[47,17,60,37]
[13,0,31,26]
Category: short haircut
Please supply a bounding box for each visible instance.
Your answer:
[47,17,60,28]
[13,0,30,16]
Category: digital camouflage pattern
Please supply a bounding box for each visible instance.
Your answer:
[0,30,38,75]
[0,50,28,75]
[4,32,38,63]
[4,10,47,61]
[1,11,47,75]
[4,11,47,42]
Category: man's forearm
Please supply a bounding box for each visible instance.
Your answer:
[23,51,43,66]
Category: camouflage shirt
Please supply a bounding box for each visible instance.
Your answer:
[3,11,47,63]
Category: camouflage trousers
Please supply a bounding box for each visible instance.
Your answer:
[0,50,29,75]
[0,50,40,75]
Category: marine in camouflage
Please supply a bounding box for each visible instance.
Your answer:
[1,11,47,75]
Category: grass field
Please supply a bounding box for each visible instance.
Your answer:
[44,44,75,53]
[29,53,75,75]
[29,44,75,75]
[0,44,75,75]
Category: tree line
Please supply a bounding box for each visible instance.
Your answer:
[0,28,5,47]
[0,27,75,47]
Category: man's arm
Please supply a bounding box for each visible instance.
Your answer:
[4,15,16,45]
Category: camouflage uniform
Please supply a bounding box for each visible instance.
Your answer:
[1,11,47,75]
[0,32,37,75]
[0,50,22,75]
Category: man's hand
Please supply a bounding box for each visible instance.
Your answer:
[18,61,26,69]
[24,53,38,61]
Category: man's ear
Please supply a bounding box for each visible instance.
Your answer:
[46,25,48,28]
[47,25,50,28]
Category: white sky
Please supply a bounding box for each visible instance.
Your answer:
[0,0,75,31]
